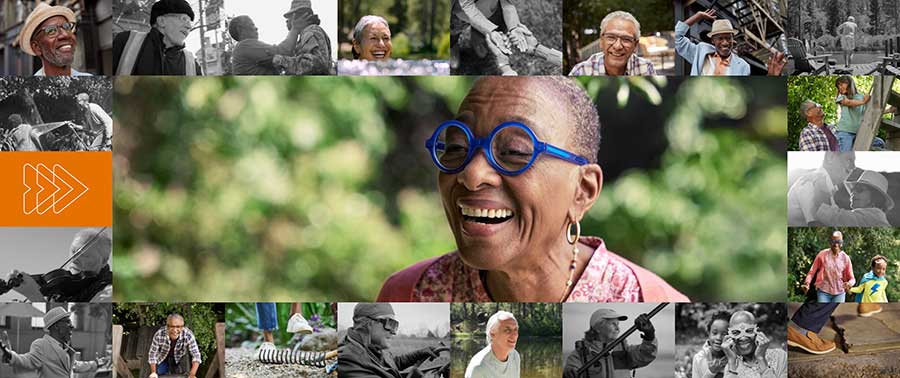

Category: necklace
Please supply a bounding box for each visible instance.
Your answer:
[560,244,579,302]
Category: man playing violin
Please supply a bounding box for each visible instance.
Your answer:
[1,306,109,378]
[3,228,112,303]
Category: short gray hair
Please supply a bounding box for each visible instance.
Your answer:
[352,15,389,44]
[600,11,641,39]
[799,100,818,117]
[485,311,516,344]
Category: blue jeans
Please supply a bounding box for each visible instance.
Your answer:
[256,303,278,331]
[158,360,171,374]
[817,289,846,303]
[836,131,886,151]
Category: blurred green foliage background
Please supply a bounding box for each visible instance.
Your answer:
[787,76,900,150]
[339,0,451,59]
[787,227,900,302]
[113,76,786,302]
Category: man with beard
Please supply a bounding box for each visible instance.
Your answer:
[0,307,107,378]
[19,3,90,76]
[465,311,521,378]
[273,0,334,75]
[338,303,448,378]
[563,308,657,378]
[113,0,203,75]
[787,152,856,226]
[675,9,786,76]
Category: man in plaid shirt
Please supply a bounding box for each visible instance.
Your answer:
[798,100,839,151]
[148,314,202,378]
[569,11,655,76]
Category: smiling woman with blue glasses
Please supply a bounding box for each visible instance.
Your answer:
[377,76,688,303]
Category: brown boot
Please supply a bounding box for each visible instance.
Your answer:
[858,303,883,317]
[787,325,836,354]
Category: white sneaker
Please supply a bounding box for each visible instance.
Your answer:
[286,313,313,334]
[256,341,276,361]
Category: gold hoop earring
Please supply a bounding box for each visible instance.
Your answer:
[567,219,581,245]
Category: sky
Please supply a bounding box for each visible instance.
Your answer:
[0,227,82,301]
[788,151,900,172]
[338,303,450,336]
[221,0,338,60]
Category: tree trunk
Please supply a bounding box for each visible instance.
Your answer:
[854,75,895,150]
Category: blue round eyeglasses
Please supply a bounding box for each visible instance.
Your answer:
[424,120,590,176]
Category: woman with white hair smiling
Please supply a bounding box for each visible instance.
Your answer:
[352,15,392,60]
[465,311,520,378]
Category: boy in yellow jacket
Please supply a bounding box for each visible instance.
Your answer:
[850,255,889,317]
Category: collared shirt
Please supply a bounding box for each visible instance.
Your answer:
[147,327,202,365]
[799,123,839,151]
[34,67,92,76]
[674,21,750,75]
[465,345,520,378]
[701,53,731,75]
[411,236,642,302]
[569,52,656,76]
[806,248,856,296]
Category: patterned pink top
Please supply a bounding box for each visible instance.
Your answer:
[411,236,643,302]
[805,248,856,296]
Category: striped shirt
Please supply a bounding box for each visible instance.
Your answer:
[147,327,202,365]
[569,52,656,76]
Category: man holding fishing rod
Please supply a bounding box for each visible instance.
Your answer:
[563,305,663,378]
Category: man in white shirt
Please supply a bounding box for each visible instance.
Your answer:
[465,311,520,378]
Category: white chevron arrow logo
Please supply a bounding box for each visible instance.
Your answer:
[22,163,89,215]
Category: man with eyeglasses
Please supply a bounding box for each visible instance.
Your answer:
[801,231,856,303]
[1,306,109,378]
[113,0,203,75]
[147,314,202,378]
[569,11,655,76]
[675,9,786,76]
[798,101,839,151]
[339,303,449,378]
[563,308,657,378]
[18,3,89,76]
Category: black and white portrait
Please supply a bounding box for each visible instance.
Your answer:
[563,303,673,378]
[0,302,112,378]
[786,0,900,75]
[223,0,338,75]
[676,303,787,378]
[789,151,900,227]
[0,77,112,152]
[450,0,563,75]
[338,303,450,378]
[0,227,112,303]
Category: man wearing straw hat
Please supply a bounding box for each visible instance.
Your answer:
[272,0,334,75]
[112,0,203,75]
[0,306,106,378]
[18,3,90,76]
[563,308,657,378]
[675,9,750,75]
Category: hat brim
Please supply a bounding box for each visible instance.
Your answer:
[708,30,739,38]
[848,182,895,211]
[19,7,77,56]
[283,6,307,18]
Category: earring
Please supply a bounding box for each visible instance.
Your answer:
[561,219,581,302]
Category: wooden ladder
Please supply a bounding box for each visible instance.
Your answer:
[855,76,898,150]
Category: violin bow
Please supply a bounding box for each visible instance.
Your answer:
[54,227,109,271]
[575,303,669,377]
